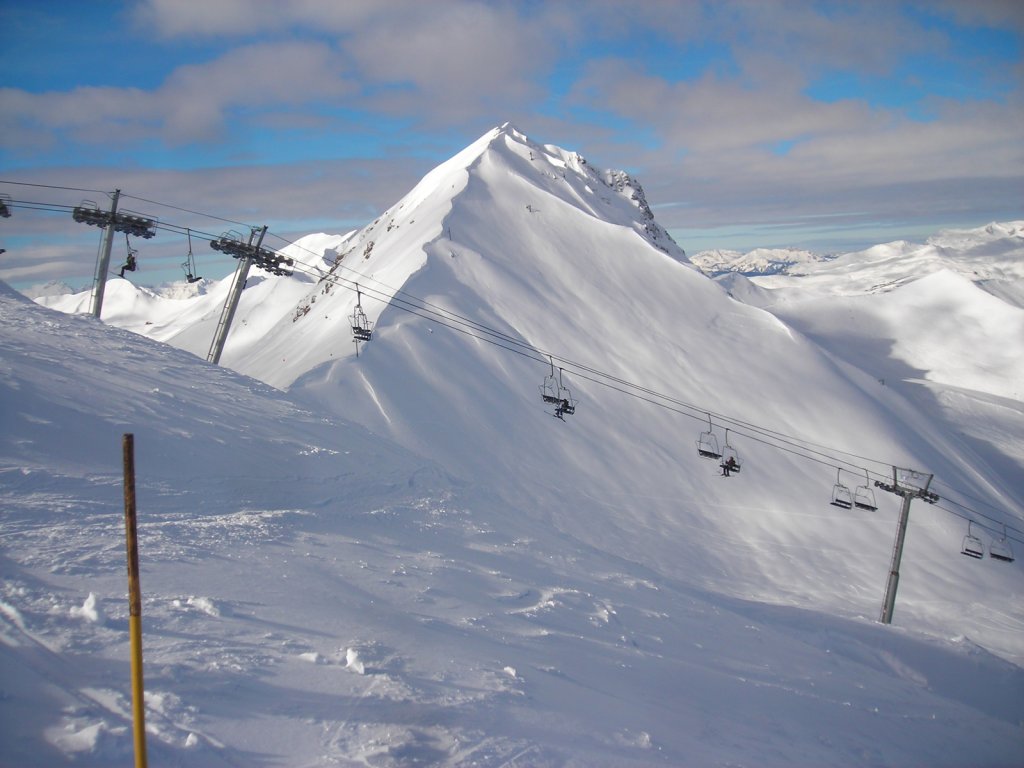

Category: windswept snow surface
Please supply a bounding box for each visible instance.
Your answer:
[17,125,1024,766]
[6,280,1024,767]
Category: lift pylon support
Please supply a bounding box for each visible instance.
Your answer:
[876,467,939,625]
[89,189,121,318]
[207,226,265,365]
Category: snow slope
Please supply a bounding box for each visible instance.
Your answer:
[17,124,1024,765]
[36,125,1024,657]
[5,278,1024,767]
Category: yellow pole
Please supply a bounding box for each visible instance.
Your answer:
[122,433,148,768]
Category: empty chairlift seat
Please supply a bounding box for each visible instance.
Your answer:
[830,469,853,509]
[854,473,878,511]
[961,523,985,559]
[989,526,1015,563]
[351,285,373,342]
[831,483,853,510]
[696,415,722,460]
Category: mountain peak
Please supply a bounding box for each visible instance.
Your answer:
[466,124,684,259]
[495,120,528,141]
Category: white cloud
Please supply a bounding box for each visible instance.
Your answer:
[2,0,1020,263]
[345,4,554,122]
[0,41,355,148]
[0,154,437,287]
[133,0,469,39]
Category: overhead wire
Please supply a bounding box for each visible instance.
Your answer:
[245,224,1024,552]
[0,179,107,195]
[9,190,1010,497]
[121,192,255,229]
[0,196,975,487]
[277,243,899,479]
[935,496,1024,539]
[266,230,904,482]
[276,252,976,497]
[8,185,1024,546]
[6,199,80,215]
[265,232,908,481]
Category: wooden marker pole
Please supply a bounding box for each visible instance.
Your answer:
[122,433,148,768]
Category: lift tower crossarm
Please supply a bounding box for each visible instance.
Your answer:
[73,191,157,318]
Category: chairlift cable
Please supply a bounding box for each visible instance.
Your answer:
[281,248,899,476]
[280,256,1008,489]
[120,192,255,229]
[937,493,1024,535]
[933,503,1024,544]
[0,179,107,194]
[0,191,998,483]
[11,185,1024,540]
[929,477,1024,522]
[5,199,79,214]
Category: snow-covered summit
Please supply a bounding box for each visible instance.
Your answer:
[41,125,687,389]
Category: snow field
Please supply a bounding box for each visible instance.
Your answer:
[10,125,1024,765]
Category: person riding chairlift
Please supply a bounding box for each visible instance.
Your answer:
[119,252,137,278]
[553,398,571,419]
[721,456,738,477]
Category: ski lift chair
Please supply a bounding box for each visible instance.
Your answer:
[989,526,1015,563]
[720,429,742,475]
[554,388,577,419]
[351,284,373,342]
[539,358,576,419]
[351,312,373,341]
[181,229,202,283]
[697,415,722,460]
[119,234,139,278]
[539,357,561,405]
[853,471,878,511]
[961,522,985,559]
[830,469,853,509]
[182,262,202,283]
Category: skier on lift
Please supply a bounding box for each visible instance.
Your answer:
[721,456,738,477]
[119,252,137,278]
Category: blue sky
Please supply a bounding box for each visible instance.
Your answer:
[1,0,1022,288]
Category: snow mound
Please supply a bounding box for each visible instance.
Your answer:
[69,593,105,625]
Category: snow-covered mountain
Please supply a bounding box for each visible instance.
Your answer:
[689,246,836,277]
[695,221,1024,303]
[14,124,1024,766]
